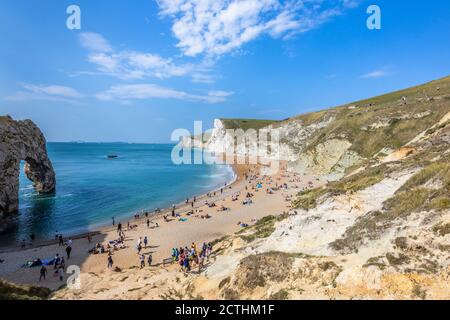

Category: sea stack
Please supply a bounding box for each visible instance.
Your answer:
[0,115,56,218]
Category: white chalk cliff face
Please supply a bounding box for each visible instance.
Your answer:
[54,76,450,300]
[185,117,360,180]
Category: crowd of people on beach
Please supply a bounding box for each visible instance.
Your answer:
[11,166,310,287]
[100,169,293,273]
[30,233,76,283]
[172,242,213,274]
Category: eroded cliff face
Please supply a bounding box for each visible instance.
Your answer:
[53,76,450,300]
[192,117,357,180]
[0,115,55,218]
[192,76,450,181]
[55,110,450,301]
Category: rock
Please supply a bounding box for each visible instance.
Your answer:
[0,115,55,217]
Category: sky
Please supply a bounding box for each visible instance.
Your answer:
[0,0,449,143]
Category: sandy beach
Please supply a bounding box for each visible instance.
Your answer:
[0,162,322,291]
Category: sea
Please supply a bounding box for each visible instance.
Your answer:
[0,142,235,246]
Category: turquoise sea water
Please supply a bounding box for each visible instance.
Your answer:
[0,143,234,245]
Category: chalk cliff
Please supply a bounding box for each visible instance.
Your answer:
[185,76,450,182]
[55,76,450,300]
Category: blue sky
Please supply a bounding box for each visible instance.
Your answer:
[1,0,449,143]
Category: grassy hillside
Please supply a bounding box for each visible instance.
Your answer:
[292,83,450,253]
[220,119,278,131]
[291,76,450,158]
[0,279,51,300]
[222,77,449,163]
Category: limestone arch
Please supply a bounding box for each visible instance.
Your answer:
[0,116,55,216]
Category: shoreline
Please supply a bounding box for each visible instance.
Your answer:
[0,163,238,252]
[0,160,322,291]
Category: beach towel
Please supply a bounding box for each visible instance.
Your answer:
[42,259,55,266]
[179,218,188,222]
[22,257,54,268]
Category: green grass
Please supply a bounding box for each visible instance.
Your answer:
[433,222,450,237]
[239,213,288,243]
[331,187,434,253]
[429,197,450,210]
[383,188,431,218]
[400,162,450,191]
[292,188,328,210]
[412,285,427,300]
[284,75,450,158]
[270,289,290,300]
[397,160,450,212]
[0,279,51,300]
[220,118,278,131]
[330,156,450,253]
[293,166,385,210]
[236,252,294,289]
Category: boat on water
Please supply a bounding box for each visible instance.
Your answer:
[107,155,119,159]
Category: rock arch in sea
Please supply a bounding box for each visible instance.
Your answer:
[0,115,56,219]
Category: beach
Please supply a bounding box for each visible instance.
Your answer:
[0,162,322,291]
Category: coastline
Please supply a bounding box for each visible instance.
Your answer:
[0,162,237,252]
[84,163,242,245]
[0,160,322,291]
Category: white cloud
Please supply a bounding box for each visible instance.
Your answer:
[78,33,195,80]
[7,83,83,104]
[95,84,233,104]
[361,69,390,79]
[157,0,360,57]
[79,32,112,53]
[191,72,217,84]
[207,90,234,97]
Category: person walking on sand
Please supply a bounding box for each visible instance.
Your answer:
[39,265,48,281]
[183,256,190,272]
[198,255,204,274]
[117,222,122,233]
[179,256,184,272]
[57,265,64,281]
[107,255,114,269]
[66,245,72,259]
[54,254,61,269]
[143,236,148,248]
[147,254,152,266]
[58,234,64,246]
[172,248,177,262]
[137,237,142,250]
[139,254,145,268]
[146,219,150,228]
